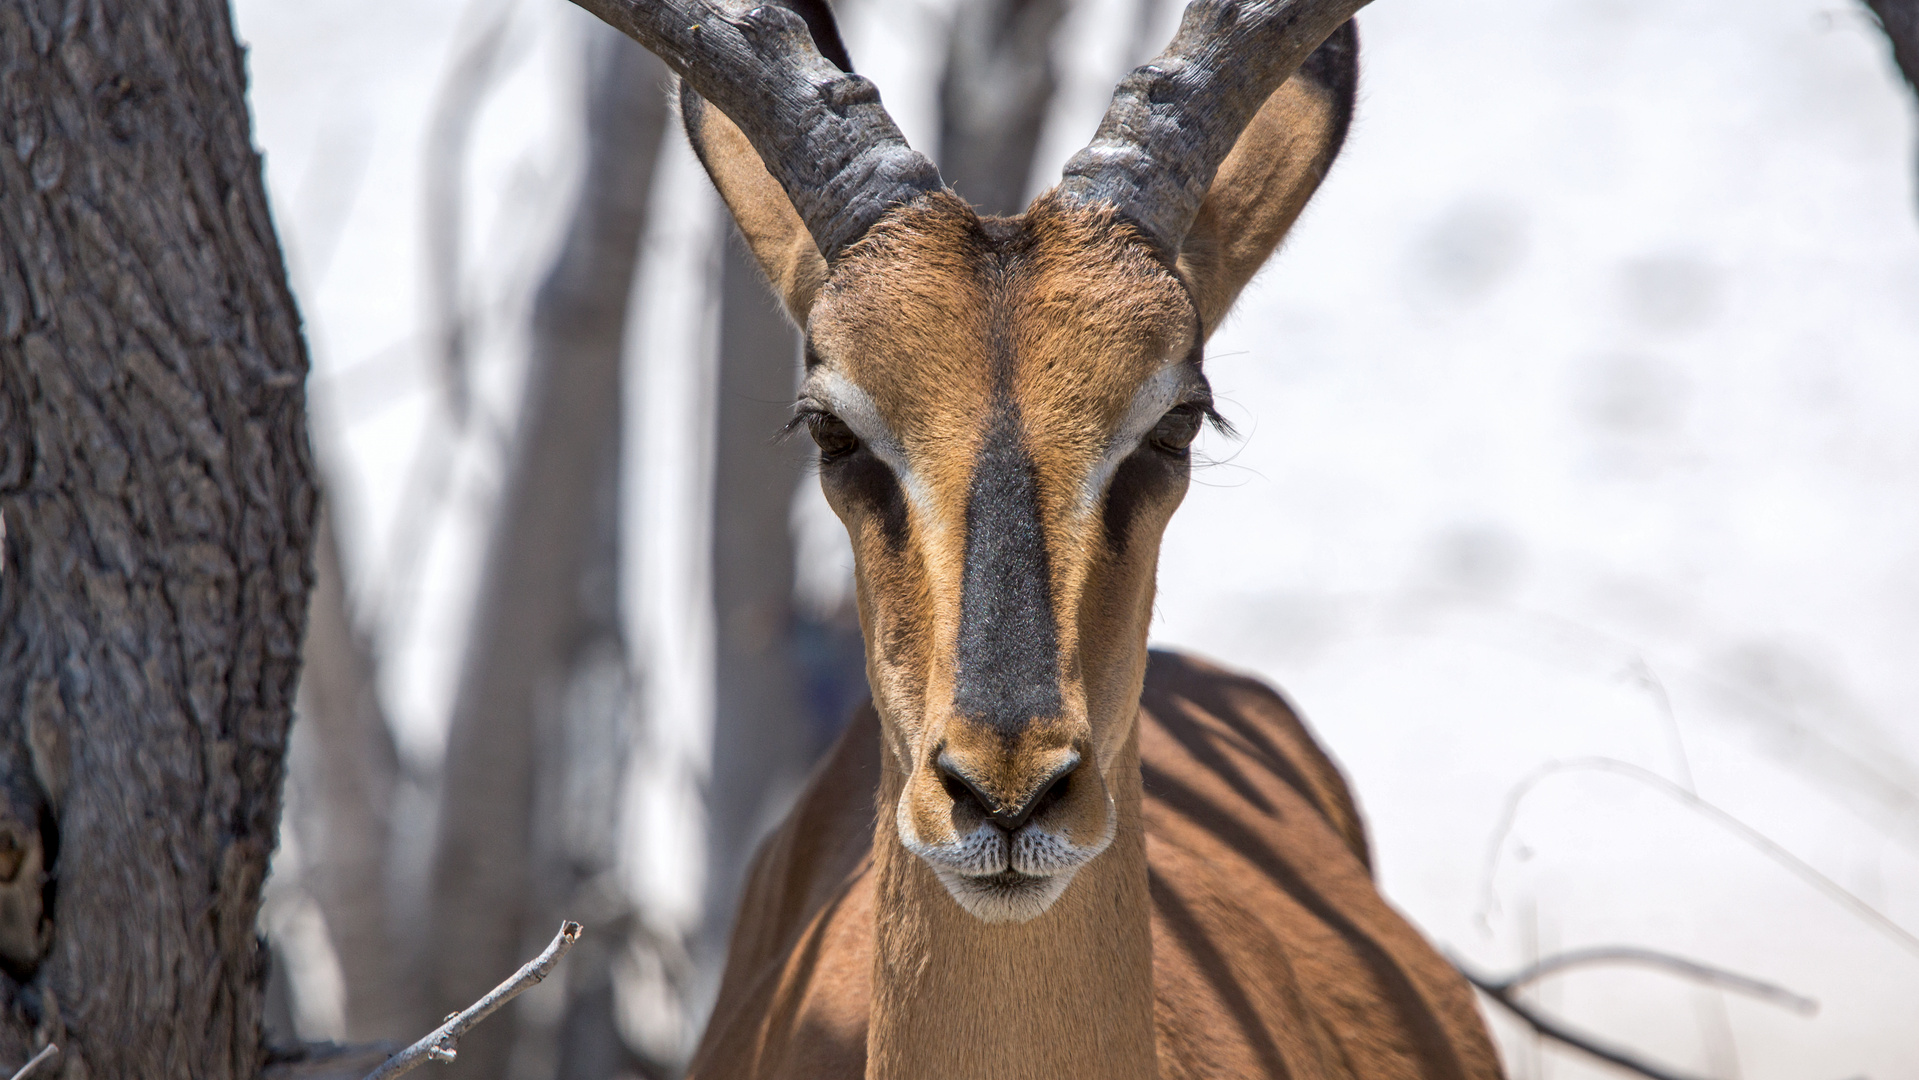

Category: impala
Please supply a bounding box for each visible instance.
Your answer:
[572,0,1506,1076]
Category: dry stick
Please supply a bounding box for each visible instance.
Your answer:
[1498,946,1818,1016]
[7,1045,57,1080]
[362,921,581,1080]
[1455,959,1712,1080]
[1477,757,1919,959]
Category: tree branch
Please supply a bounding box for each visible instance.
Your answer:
[1493,946,1816,1016]
[7,1045,57,1080]
[363,922,581,1080]
[1475,757,1919,959]
[1455,958,1712,1080]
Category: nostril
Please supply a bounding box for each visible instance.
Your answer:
[935,753,1081,834]
[937,758,997,824]
[1006,756,1080,832]
[939,769,977,811]
[1027,765,1072,823]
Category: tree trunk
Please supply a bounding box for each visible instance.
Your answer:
[1868,0,1919,92]
[288,504,404,1042]
[0,0,316,1075]
[937,0,1071,217]
[694,0,866,999]
[421,26,667,1080]
[698,237,812,983]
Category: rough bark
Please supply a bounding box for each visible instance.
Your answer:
[0,0,317,1075]
[288,504,404,1041]
[420,27,667,1080]
[937,0,1070,216]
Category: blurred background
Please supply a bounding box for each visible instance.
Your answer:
[230,0,1919,1077]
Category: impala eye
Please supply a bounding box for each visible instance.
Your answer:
[806,412,860,461]
[1149,405,1204,455]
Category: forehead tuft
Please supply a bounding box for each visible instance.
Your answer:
[821,192,1191,333]
[807,193,1197,439]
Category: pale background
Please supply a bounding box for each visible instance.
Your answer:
[232,0,1919,1075]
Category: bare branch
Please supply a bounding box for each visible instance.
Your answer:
[363,922,582,1080]
[938,0,1070,216]
[1455,959,1713,1080]
[1494,946,1817,1016]
[421,28,667,1077]
[7,1045,56,1080]
[1476,757,1919,960]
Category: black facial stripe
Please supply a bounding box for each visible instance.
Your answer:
[1102,447,1163,554]
[831,450,909,552]
[953,405,1062,734]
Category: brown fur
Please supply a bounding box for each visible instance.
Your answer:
[681,46,1501,1080]
[689,652,1501,1080]
[801,198,1195,929]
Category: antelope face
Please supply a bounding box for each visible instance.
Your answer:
[800,195,1206,921]
[662,0,1356,924]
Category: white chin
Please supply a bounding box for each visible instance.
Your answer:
[932,867,1079,924]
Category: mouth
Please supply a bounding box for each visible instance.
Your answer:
[897,814,1114,923]
[972,869,1046,892]
[935,866,1078,924]
[894,762,1120,923]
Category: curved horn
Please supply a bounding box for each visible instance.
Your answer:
[1057,0,1371,258]
[570,0,942,261]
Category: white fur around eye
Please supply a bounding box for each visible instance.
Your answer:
[1077,365,1197,516]
[802,368,938,523]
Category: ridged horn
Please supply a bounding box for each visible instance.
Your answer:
[569,0,942,261]
[1057,0,1371,257]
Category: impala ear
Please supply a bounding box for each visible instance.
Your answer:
[681,83,831,323]
[1176,22,1358,341]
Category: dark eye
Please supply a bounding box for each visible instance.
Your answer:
[1149,405,1204,455]
[807,412,860,461]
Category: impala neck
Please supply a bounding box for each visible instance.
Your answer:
[866,723,1156,1080]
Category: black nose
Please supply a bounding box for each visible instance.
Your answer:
[936,755,1078,833]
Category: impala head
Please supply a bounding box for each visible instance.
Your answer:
[590,0,1363,922]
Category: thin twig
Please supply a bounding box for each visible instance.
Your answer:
[362,921,581,1080]
[1621,657,1694,795]
[1476,757,1919,958]
[8,1044,57,1080]
[1495,946,1817,1016]
[1455,958,1713,1080]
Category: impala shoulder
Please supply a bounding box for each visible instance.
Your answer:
[1140,648,1373,872]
